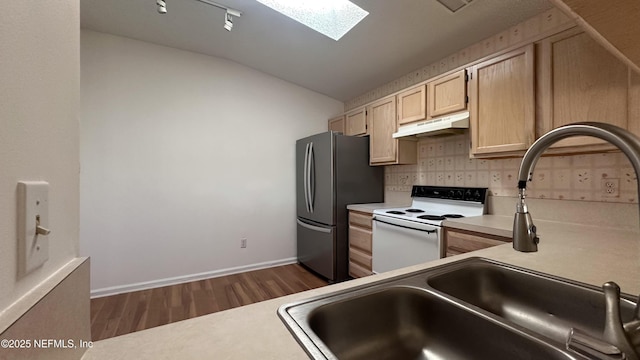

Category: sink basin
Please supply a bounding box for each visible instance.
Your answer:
[426,258,638,344]
[278,261,591,359]
[303,286,574,360]
[279,257,637,359]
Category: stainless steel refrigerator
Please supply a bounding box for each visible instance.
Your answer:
[296,131,383,282]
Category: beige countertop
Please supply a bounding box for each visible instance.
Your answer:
[443,214,514,238]
[82,218,640,360]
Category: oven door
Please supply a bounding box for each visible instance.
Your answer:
[372,215,442,274]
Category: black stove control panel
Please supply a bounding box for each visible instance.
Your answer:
[410,186,488,204]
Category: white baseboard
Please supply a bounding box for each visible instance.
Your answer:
[90,257,298,298]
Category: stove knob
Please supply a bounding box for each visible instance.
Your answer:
[465,189,472,200]
[455,190,464,199]
[447,190,455,199]
[474,190,482,200]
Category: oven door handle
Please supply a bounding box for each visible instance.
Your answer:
[373,217,438,234]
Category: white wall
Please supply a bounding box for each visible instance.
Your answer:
[80,30,344,294]
[0,1,80,312]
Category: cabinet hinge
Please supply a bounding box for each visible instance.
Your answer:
[465,73,469,82]
[465,95,469,104]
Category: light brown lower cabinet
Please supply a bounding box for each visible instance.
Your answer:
[443,228,511,257]
[348,210,373,278]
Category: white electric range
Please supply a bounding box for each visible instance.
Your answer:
[372,185,488,273]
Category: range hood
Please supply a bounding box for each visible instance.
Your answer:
[392,111,469,138]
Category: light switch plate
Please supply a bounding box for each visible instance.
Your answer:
[17,181,50,276]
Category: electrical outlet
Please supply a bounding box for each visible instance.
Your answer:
[241,238,247,248]
[601,178,620,198]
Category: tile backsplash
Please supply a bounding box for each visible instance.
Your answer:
[385,133,638,204]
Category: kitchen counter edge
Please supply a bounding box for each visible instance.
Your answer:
[82,219,640,360]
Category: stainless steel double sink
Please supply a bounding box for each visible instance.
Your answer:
[278,257,638,360]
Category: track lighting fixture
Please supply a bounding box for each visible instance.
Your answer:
[154,0,241,32]
[194,0,242,32]
[156,0,167,14]
[223,11,233,31]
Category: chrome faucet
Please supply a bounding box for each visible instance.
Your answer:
[513,122,640,359]
[514,122,640,252]
[602,282,640,360]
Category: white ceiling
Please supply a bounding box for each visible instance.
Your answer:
[81,0,553,102]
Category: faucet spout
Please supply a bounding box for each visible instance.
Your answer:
[513,122,640,252]
[513,187,538,251]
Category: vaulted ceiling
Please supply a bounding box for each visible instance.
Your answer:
[81,0,553,101]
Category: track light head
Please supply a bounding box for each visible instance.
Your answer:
[157,0,167,14]
[224,11,233,31]
[226,8,241,17]
[159,1,242,31]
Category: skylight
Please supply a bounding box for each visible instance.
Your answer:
[255,0,369,41]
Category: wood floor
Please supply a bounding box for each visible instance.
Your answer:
[90,263,328,341]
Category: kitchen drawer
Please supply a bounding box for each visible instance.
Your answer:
[348,209,373,278]
[349,247,372,269]
[349,211,372,229]
[349,260,372,278]
[445,228,510,256]
[349,225,372,253]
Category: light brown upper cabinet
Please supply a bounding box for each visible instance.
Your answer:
[538,28,629,150]
[548,0,640,75]
[428,69,468,117]
[345,107,367,136]
[629,70,640,138]
[328,115,345,133]
[368,96,417,165]
[397,85,427,125]
[469,44,535,157]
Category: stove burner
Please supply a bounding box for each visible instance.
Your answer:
[418,215,446,221]
[386,210,406,215]
[405,209,425,213]
[443,214,465,218]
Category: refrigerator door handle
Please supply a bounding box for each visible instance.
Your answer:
[297,219,331,234]
[303,143,311,212]
[308,142,315,213]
